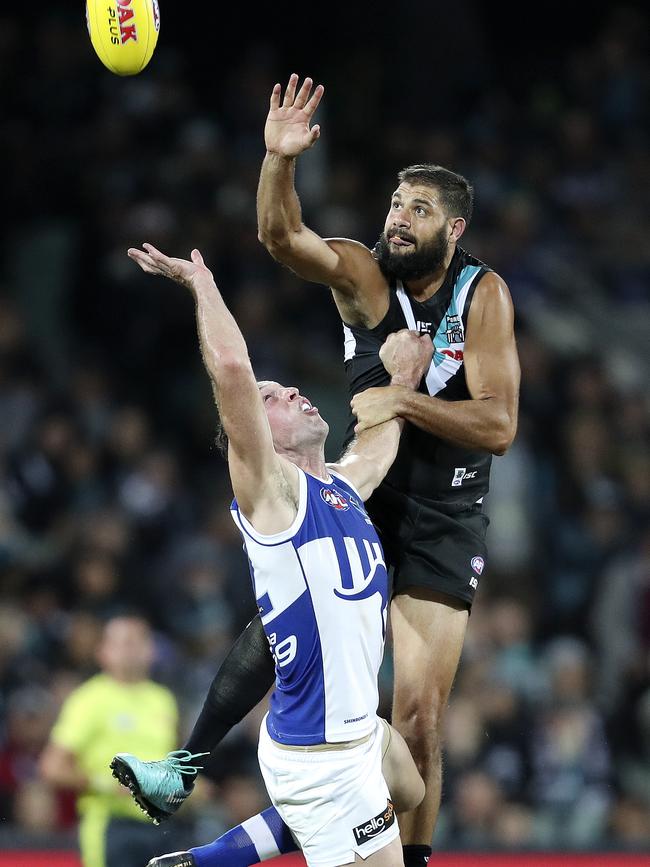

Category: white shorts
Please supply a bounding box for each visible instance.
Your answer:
[258,715,398,867]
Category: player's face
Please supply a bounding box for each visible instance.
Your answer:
[375,183,453,281]
[97,617,154,682]
[259,381,329,451]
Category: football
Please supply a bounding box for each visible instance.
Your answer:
[86,0,161,76]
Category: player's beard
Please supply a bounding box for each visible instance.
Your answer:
[374,225,449,282]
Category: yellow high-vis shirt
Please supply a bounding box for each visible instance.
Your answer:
[50,673,178,867]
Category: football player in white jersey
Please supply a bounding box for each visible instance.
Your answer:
[115,242,431,867]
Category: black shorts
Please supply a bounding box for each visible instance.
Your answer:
[366,483,489,609]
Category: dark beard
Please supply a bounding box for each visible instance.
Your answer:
[373,226,449,282]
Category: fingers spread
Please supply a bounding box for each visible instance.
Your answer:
[142,242,165,261]
[282,73,299,107]
[270,82,281,111]
[293,76,313,110]
[305,83,324,116]
[128,249,161,275]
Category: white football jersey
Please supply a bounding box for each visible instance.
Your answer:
[231,467,389,745]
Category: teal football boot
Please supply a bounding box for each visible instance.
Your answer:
[109,749,208,824]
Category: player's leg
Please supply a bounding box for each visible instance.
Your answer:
[380,720,425,814]
[391,587,469,864]
[183,614,275,756]
[112,615,275,822]
[349,836,404,866]
[146,806,299,867]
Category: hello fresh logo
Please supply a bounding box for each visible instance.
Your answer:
[352,800,395,845]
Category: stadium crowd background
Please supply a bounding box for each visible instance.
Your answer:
[0,0,648,857]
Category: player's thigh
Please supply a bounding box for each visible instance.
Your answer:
[380,720,424,814]
[391,587,469,715]
[350,836,404,866]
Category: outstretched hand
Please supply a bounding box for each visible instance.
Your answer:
[127,244,215,295]
[265,74,324,158]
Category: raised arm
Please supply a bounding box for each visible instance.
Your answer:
[351,273,520,455]
[330,331,433,501]
[257,75,386,327]
[127,245,298,533]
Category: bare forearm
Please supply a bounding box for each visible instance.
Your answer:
[395,389,516,455]
[194,284,251,393]
[353,417,405,479]
[257,153,303,246]
[40,747,89,793]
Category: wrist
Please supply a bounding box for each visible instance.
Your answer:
[265,150,296,163]
[386,383,412,415]
[390,374,417,389]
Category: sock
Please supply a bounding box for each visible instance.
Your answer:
[183,615,275,757]
[402,844,432,866]
[191,806,299,866]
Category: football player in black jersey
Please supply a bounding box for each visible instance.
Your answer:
[111,76,520,867]
[255,75,520,867]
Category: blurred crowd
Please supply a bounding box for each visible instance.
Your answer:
[0,1,648,857]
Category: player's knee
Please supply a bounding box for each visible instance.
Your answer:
[393,694,445,748]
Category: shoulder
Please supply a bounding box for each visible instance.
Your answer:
[325,238,386,285]
[469,271,515,322]
[65,674,104,702]
[466,271,516,342]
[473,270,513,305]
[326,464,364,500]
[53,676,105,730]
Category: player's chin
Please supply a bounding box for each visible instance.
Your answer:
[313,415,329,435]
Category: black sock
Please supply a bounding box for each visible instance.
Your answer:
[182,615,275,765]
[403,844,432,866]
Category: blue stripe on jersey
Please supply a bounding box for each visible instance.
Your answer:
[265,561,326,744]
[432,264,481,367]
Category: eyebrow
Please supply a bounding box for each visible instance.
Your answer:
[391,192,435,207]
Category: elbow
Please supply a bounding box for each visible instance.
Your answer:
[257,226,290,257]
[217,354,251,379]
[491,417,517,456]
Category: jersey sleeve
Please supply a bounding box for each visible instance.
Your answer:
[49,683,98,754]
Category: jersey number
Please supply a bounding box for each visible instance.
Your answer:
[268,632,297,668]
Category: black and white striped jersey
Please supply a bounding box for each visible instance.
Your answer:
[342,247,493,508]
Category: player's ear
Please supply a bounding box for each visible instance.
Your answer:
[450,217,466,242]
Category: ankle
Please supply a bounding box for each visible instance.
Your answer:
[402,844,432,866]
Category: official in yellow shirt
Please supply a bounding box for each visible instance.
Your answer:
[41,614,189,867]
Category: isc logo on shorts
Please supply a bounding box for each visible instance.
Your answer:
[352,800,395,845]
[452,467,478,487]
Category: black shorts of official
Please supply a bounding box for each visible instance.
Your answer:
[366,483,489,609]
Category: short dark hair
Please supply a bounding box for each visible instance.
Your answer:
[397,164,474,226]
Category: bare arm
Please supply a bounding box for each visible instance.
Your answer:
[40,741,129,797]
[128,245,298,533]
[257,75,387,327]
[40,742,89,793]
[351,273,520,456]
[330,331,433,500]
